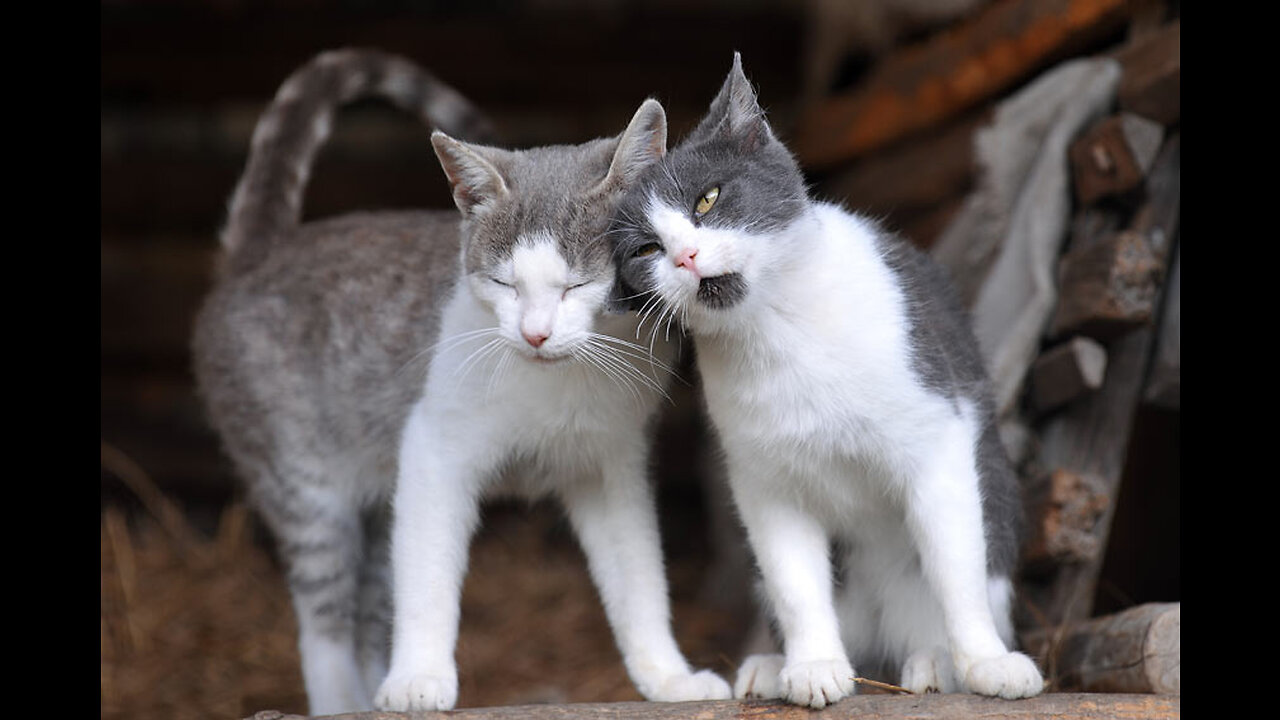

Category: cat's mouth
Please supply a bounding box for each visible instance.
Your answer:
[523,351,571,365]
[696,273,748,309]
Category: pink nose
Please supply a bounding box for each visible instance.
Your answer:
[523,331,549,348]
[675,247,699,275]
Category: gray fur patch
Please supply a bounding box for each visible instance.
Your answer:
[697,273,748,308]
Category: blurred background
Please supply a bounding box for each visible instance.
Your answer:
[101,1,1179,718]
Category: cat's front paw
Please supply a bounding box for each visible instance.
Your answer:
[779,658,856,709]
[900,646,957,694]
[648,669,733,702]
[961,652,1044,699]
[374,670,458,711]
[734,653,785,699]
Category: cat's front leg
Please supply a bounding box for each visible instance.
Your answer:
[375,407,487,712]
[901,415,1044,700]
[731,483,855,708]
[558,439,731,703]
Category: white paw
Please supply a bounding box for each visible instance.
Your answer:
[374,670,458,711]
[962,652,1044,699]
[779,658,856,709]
[648,669,733,701]
[734,653,785,699]
[900,647,957,694]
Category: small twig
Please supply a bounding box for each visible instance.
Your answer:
[103,507,146,653]
[101,439,207,562]
[853,676,913,694]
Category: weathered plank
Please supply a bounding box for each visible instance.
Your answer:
[793,0,1132,170]
[1110,19,1180,126]
[1029,337,1109,415]
[1048,229,1165,342]
[252,692,1180,720]
[1021,134,1179,628]
[1024,602,1180,694]
[1142,244,1179,408]
[1021,469,1111,574]
[1069,113,1164,206]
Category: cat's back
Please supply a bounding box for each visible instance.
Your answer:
[852,214,992,404]
[193,209,462,457]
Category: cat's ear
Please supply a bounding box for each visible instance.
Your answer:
[595,98,667,193]
[690,52,774,151]
[431,131,510,216]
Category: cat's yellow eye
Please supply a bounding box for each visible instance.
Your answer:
[695,186,720,216]
[635,243,662,258]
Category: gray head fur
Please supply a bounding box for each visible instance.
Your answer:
[609,53,807,311]
[434,98,668,297]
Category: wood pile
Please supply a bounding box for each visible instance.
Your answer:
[797,0,1179,701]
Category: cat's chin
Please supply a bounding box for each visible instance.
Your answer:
[696,273,748,309]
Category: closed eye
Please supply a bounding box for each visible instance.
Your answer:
[491,277,513,288]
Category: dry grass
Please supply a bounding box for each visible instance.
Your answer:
[101,490,747,719]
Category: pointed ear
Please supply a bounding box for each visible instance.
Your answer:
[431,131,509,216]
[596,98,667,192]
[688,52,774,151]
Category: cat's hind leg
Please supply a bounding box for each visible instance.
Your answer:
[255,472,372,715]
[558,439,732,703]
[355,501,393,699]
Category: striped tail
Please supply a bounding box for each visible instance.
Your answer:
[219,48,497,275]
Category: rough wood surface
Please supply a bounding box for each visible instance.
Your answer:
[1048,229,1165,342]
[1021,134,1179,629]
[247,692,1180,720]
[1021,469,1111,573]
[1069,113,1164,206]
[1143,243,1179,408]
[1110,19,1180,126]
[1025,603,1180,694]
[1030,337,1109,415]
[793,0,1132,170]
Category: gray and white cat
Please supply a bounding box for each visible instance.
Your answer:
[608,54,1045,708]
[193,48,729,715]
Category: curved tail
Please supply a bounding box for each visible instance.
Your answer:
[220,48,497,274]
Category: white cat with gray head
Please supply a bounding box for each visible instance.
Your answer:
[608,54,1045,708]
[376,98,733,711]
[193,48,730,716]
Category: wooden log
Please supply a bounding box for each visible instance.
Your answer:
[1021,469,1111,574]
[793,0,1132,170]
[1069,113,1164,206]
[1023,602,1180,694]
[817,109,987,232]
[1048,229,1165,342]
[1110,19,1180,126]
[255,692,1180,720]
[1020,134,1178,630]
[1029,337,1109,415]
[1143,243,1179,408]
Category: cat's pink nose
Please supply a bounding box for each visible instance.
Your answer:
[523,331,549,348]
[675,247,700,276]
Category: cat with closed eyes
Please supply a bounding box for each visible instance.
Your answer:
[192,48,729,715]
[608,54,1045,708]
